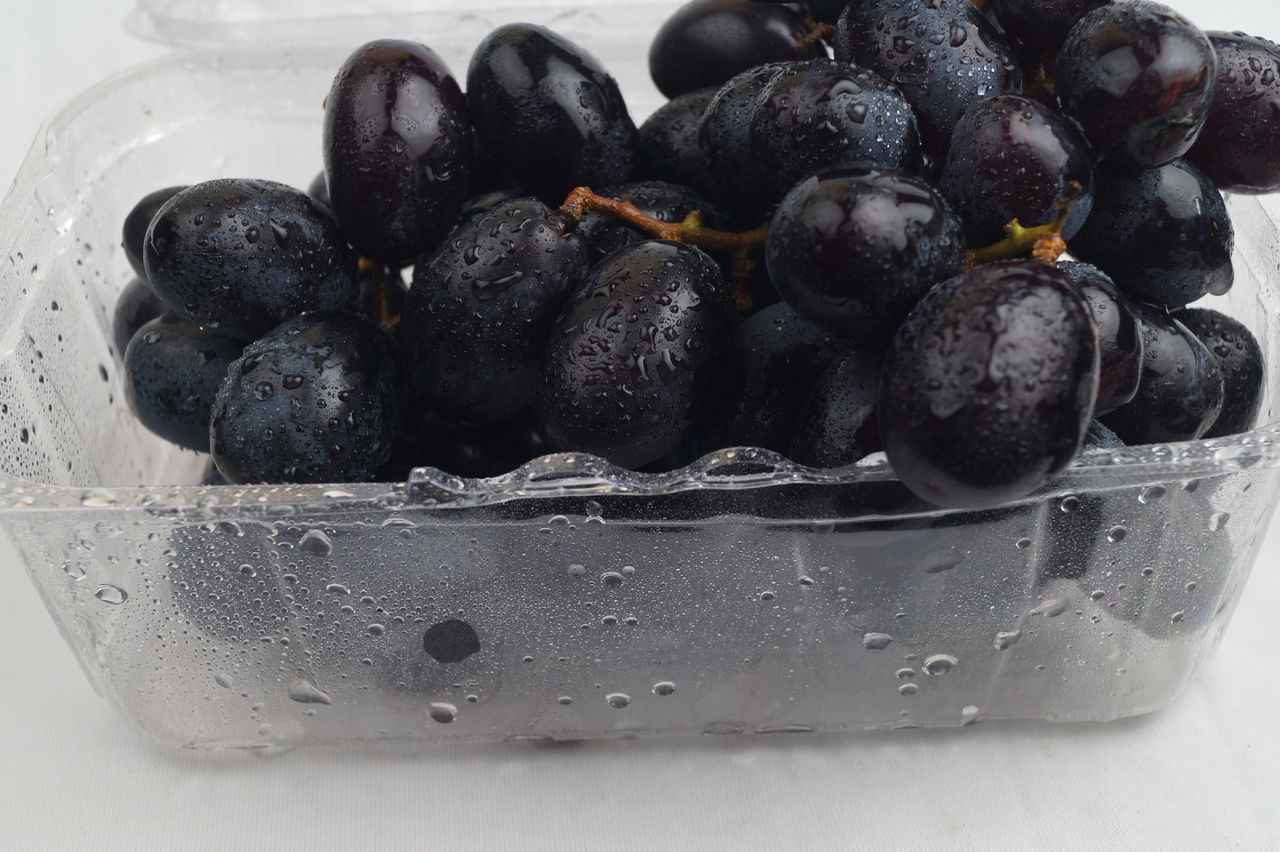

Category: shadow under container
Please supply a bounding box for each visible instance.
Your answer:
[2,11,1280,748]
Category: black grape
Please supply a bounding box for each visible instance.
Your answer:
[1177,307,1265,438]
[539,240,738,469]
[725,302,845,453]
[697,62,791,217]
[766,165,966,347]
[938,94,1093,246]
[112,277,165,360]
[635,88,718,192]
[834,0,1022,155]
[1055,2,1216,167]
[399,197,589,425]
[788,348,883,468]
[576,181,723,267]
[1100,303,1224,444]
[211,312,400,484]
[749,58,922,200]
[987,0,1110,61]
[649,0,826,99]
[1186,32,1280,193]
[144,179,359,340]
[1056,262,1144,414]
[122,186,187,281]
[324,40,473,265]
[124,316,244,452]
[467,24,636,203]
[879,261,1099,509]
[1069,159,1233,306]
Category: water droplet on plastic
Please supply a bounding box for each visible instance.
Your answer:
[759,590,776,601]
[898,683,919,696]
[961,704,980,717]
[798,575,815,586]
[298,529,332,556]
[601,571,624,588]
[61,561,85,580]
[1059,496,1080,513]
[215,673,233,689]
[288,679,331,705]
[427,702,457,723]
[1015,538,1032,549]
[862,632,893,650]
[652,681,676,696]
[994,630,1021,650]
[238,563,256,577]
[558,696,573,706]
[606,692,631,709]
[567,563,587,578]
[325,583,349,595]
[923,548,964,573]
[896,667,915,679]
[94,584,127,604]
[367,623,386,636]
[1171,611,1185,624]
[1139,485,1165,504]
[1107,526,1128,543]
[1031,598,1068,617]
[922,653,958,675]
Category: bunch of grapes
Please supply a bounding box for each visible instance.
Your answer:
[118,0,1275,510]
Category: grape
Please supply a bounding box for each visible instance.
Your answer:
[698,62,792,217]
[324,40,473,265]
[987,0,1110,61]
[398,197,589,425]
[124,316,244,452]
[1055,2,1216,167]
[144,179,359,340]
[725,302,845,453]
[1069,158,1233,305]
[938,94,1094,246]
[1056,261,1144,414]
[1186,32,1280,193]
[635,88,718,192]
[539,240,737,469]
[766,165,966,347]
[788,348,883,468]
[834,0,1022,155]
[211,312,400,484]
[1177,307,1265,438]
[1100,303,1224,444]
[879,261,1099,509]
[467,24,636,203]
[122,185,187,281]
[649,0,825,99]
[576,181,723,267]
[749,58,923,200]
[112,277,165,360]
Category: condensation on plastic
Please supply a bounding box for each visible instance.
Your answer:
[2,12,1280,748]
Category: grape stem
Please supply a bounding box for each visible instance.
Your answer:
[964,181,1082,269]
[557,186,770,309]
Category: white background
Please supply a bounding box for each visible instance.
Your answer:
[2,1,1280,849]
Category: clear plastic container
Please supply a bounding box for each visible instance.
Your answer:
[2,2,1280,749]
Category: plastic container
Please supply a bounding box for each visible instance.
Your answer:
[2,2,1280,749]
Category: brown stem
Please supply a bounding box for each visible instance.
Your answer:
[964,181,1083,269]
[796,10,837,51]
[968,0,987,10]
[729,249,757,313]
[558,186,770,255]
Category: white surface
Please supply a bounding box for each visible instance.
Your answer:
[2,1,1280,849]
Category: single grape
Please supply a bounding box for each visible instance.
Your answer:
[1056,261,1144,414]
[576,181,723,267]
[112,276,165,360]
[1100,303,1224,444]
[834,0,1022,155]
[399,197,589,425]
[697,62,792,217]
[749,58,922,200]
[211,312,400,484]
[324,40,473,265]
[467,24,636,203]
[1069,159,1233,306]
[649,0,826,99]
[1186,32,1280,193]
[538,240,738,469]
[879,260,1099,509]
[1176,307,1264,438]
[725,302,846,453]
[121,185,187,281]
[635,88,718,192]
[766,165,966,347]
[144,179,359,340]
[1055,2,1216,167]
[124,316,244,452]
[987,0,1110,61]
[788,348,883,468]
[938,94,1094,246]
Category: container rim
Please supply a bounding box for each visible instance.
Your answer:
[1,48,1278,518]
